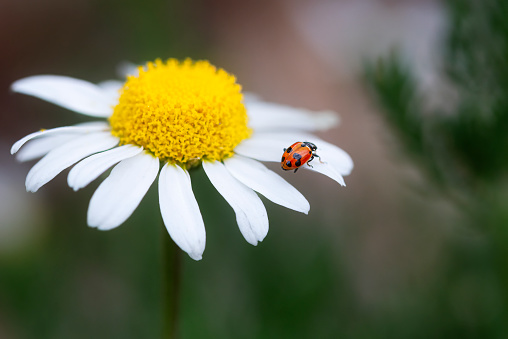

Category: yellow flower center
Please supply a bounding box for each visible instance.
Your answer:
[109,58,250,166]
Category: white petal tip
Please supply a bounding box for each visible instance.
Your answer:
[10,76,115,117]
[25,182,39,193]
[189,253,203,261]
[249,236,266,246]
[68,180,78,191]
[244,236,260,246]
[11,80,23,93]
[87,220,110,230]
[11,77,40,95]
[292,206,310,215]
[96,224,117,231]
[11,142,23,155]
[68,178,83,191]
[298,202,311,215]
[88,218,121,231]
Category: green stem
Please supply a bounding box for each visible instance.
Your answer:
[162,222,182,339]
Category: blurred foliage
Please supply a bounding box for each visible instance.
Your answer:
[367,0,508,338]
[368,0,508,191]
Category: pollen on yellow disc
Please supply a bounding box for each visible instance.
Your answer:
[109,58,250,165]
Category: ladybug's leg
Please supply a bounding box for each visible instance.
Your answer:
[316,153,325,164]
[283,148,287,152]
[294,168,299,173]
[306,155,315,168]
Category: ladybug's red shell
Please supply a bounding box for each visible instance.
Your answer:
[281,141,318,172]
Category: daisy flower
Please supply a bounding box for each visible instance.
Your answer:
[10,58,353,260]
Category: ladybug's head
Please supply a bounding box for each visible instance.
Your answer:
[302,142,318,151]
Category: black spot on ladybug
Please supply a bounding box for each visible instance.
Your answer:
[292,153,302,160]
[281,156,285,162]
[286,146,292,153]
[285,160,292,167]
[295,159,302,167]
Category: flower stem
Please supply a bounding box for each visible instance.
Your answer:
[162,222,182,339]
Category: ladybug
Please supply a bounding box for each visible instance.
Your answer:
[281,141,321,173]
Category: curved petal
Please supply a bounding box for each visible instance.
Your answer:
[11,75,116,117]
[224,155,310,214]
[68,145,143,191]
[11,122,109,155]
[246,101,340,132]
[202,161,268,246]
[87,152,159,231]
[159,164,206,261]
[25,132,119,192]
[311,138,354,176]
[16,134,75,162]
[234,132,353,175]
[303,160,346,186]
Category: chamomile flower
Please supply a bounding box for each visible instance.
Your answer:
[10,59,353,260]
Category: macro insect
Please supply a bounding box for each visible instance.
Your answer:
[281,141,321,173]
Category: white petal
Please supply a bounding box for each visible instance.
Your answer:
[246,101,340,132]
[87,152,159,231]
[11,122,109,155]
[303,160,346,186]
[233,131,311,162]
[311,138,354,176]
[16,134,75,162]
[235,132,353,175]
[25,132,119,192]
[68,145,143,191]
[234,132,352,186]
[224,155,310,214]
[159,164,206,261]
[11,75,116,117]
[97,80,123,102]
[203,161,268,246]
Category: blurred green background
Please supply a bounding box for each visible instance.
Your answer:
[2,0,508,338]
